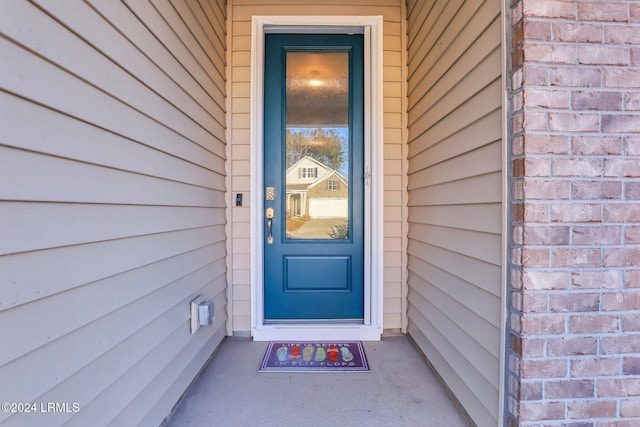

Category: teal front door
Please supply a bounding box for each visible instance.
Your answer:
[264,33,364,321]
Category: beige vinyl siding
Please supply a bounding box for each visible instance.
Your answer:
[405,1,503,426]
[0,1,227,426]
[229,0,405,332]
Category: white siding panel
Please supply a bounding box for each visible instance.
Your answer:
[408,109,502,171]
[0,246,222,366]
[0,147,225,206]
[0,1,228,426]
[0,92,224,186]
[406,0,503,426]
[0,203,222,255]
[0,39,222,168]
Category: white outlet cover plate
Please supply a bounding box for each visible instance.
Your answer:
[190,295,205,334]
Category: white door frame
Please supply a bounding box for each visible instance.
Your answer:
[249,16,384,341]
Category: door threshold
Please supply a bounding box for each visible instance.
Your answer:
[252,323,382,342]
[264,319,364,324]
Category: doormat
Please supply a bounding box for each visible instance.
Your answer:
[259,341,369,372]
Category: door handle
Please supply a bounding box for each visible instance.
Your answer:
[266,207,274,244]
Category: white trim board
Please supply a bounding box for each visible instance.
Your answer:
[249,16,384,341]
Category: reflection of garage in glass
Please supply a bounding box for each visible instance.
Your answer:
[309,198,347,218]
[285,156,348,219]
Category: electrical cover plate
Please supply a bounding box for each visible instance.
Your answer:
[190,295,206,334]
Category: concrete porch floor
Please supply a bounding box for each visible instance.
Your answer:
[164,335,471,427]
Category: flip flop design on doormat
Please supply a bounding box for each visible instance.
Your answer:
[259,341,369,372]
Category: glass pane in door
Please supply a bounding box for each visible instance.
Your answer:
[284,51,350,240]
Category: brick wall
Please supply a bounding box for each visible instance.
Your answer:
[508,1,640,426]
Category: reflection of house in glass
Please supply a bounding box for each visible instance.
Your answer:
[286,156,348,219]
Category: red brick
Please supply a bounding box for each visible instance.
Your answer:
[512,110,525,134]
[568,399,617,419]
[579,45,630,66]
[523,63,549,86]
[520,381,543,400]
[552,158,602,177]
[599,421,640,427]
[524,1,576,19]
[514,225,524,245]
[628,183,640,200]
[571,136,622,155]
[526,43,577,65]
[597,378,640,397]
[514,158,525,177]
[605,248,640,267]
[514,202,525,222]
[627,226,640,243]
[601,334,640,354]
[549,112,600,132]
[572,91,623,111]
[553,22,603,43]
[604,203,640,222]
[512,289,523,312]
[547,379,595,399]
[510,332,523,355]
[549,67,602,88]
[571,270,623,290]
[523,293,548,313]
[524,111,549,131]
[513,135,524,156]
[526,88,571,109]
[523,271,571,290]
[606,26,640,45]
[603,292,640,311]
[551,67,602,88]
[550,203,602,222]
[627,92,640,111]
[572,181,622,200]
[602,114,640,133]
[524,134,569,154]
[524,180,571,200]
[513,90,524,112]
[524,203,550,222]
[633,4,640,23]
[605,69,640,88]
[627,270,640,288]
[550,292,600,312]
[627,137,640,155]
[522,337,546,357]
[521,314,566,334]
[524,20,551,41]
[569,314,619,333]
[572,358,620,377]
[512,46,525,73]
[605,159,640,177]
[548,336,598,356]
[519,401,566,422]
[621,398,640,417]
[553,248,602,267]
[573,226,622,245]
[512,269,524,290]
[513,20,525,49]
[525,158,552,177]
[578,2,630,22]
[623,357,640,375]
[524,225,570,245]
[623,313,640,332]
[522,248,551,267]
